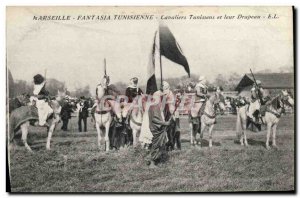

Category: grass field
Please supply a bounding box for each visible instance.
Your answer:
[8,114,295,192]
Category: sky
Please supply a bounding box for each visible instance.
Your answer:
[7,6,293,93]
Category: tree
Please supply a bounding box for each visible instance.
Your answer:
[46,78,66,96]
[70,85,91,98]
[114,81,127,94]
[13,80,33,97]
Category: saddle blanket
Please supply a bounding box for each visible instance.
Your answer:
[8,106,38,141]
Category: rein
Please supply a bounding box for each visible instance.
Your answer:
[266,94,286,118]
[202,93,220,119]
[130,114,142,126]
[203,111,216,119]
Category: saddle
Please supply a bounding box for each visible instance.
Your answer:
[95,99,112,114]
[198,102,207,117]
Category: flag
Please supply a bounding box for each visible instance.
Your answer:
[159,24,190,77]
[146,31,158,94]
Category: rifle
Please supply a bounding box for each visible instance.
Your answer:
[104,58,107,77]
[103,58,109,95]
[250,69,263,104]
[250,69,265,125]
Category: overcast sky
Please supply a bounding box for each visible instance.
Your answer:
[7,6,293,93]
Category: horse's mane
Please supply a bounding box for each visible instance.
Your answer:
[209,92,225,103]
[269,95,281,110]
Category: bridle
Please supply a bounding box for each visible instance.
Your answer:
[213,93,225,115]
[267,92,293,118]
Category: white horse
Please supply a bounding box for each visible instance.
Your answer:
[128,96,147,147]
[264,90,294,149]
[236,90,294,149]
[191,92,226,148]
[8,94,61,152]
[94,76,114,151]
[236,102,249,146]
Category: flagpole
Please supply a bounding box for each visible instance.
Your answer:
[158,25,163,91]
[159,53,163,91]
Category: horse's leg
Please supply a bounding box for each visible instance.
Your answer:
[46,121,56,150]
[176,131,181,150]
[95,122,102,150]
[20,121,33,152]
[199,123,206,147]
[237,112,244,146]
[132,128,137,148]
[190,122,194,145]
[243,118,248,146]
[104,121,111,151]
[272,124,278,148]
[136,128,141,146]
[208,124,214,148]
[266,123,272,150]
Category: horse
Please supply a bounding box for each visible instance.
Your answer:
[8,94,61,152]
[235,98,249,146]
[94,76,116,151]
[116,94,146,148]
[264,90,294,149]
[129,100,144,147]
[190,92,226,148]
[236,90,294,149]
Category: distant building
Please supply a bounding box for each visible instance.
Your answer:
[235,73,294,98]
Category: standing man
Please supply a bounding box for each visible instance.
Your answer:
[32,74,53,127]
[77,96,89,132]
[148,89,172,168]
[60,97,73,131]
[160,81,181,151]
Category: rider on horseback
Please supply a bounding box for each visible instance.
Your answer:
[32,74,53,127]
[125,77,143,126]
[192,76,209,118]
[247,80,270,124]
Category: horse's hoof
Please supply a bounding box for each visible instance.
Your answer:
[273,145,278,150]
[266,145,271,150]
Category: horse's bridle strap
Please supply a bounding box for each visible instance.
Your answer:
[95,110,110,114]
[203,111,216,119]
[266,108,281,118]
[130,118,142,126]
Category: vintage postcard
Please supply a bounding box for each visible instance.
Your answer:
[6,6,295,192]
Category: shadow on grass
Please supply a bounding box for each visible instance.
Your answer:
[247,139,266,147]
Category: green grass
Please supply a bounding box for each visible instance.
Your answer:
[8,115,295,192]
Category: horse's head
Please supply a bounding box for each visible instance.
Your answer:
[281,90,294,107]
[17,93,31,106]
[210,92,226,113]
